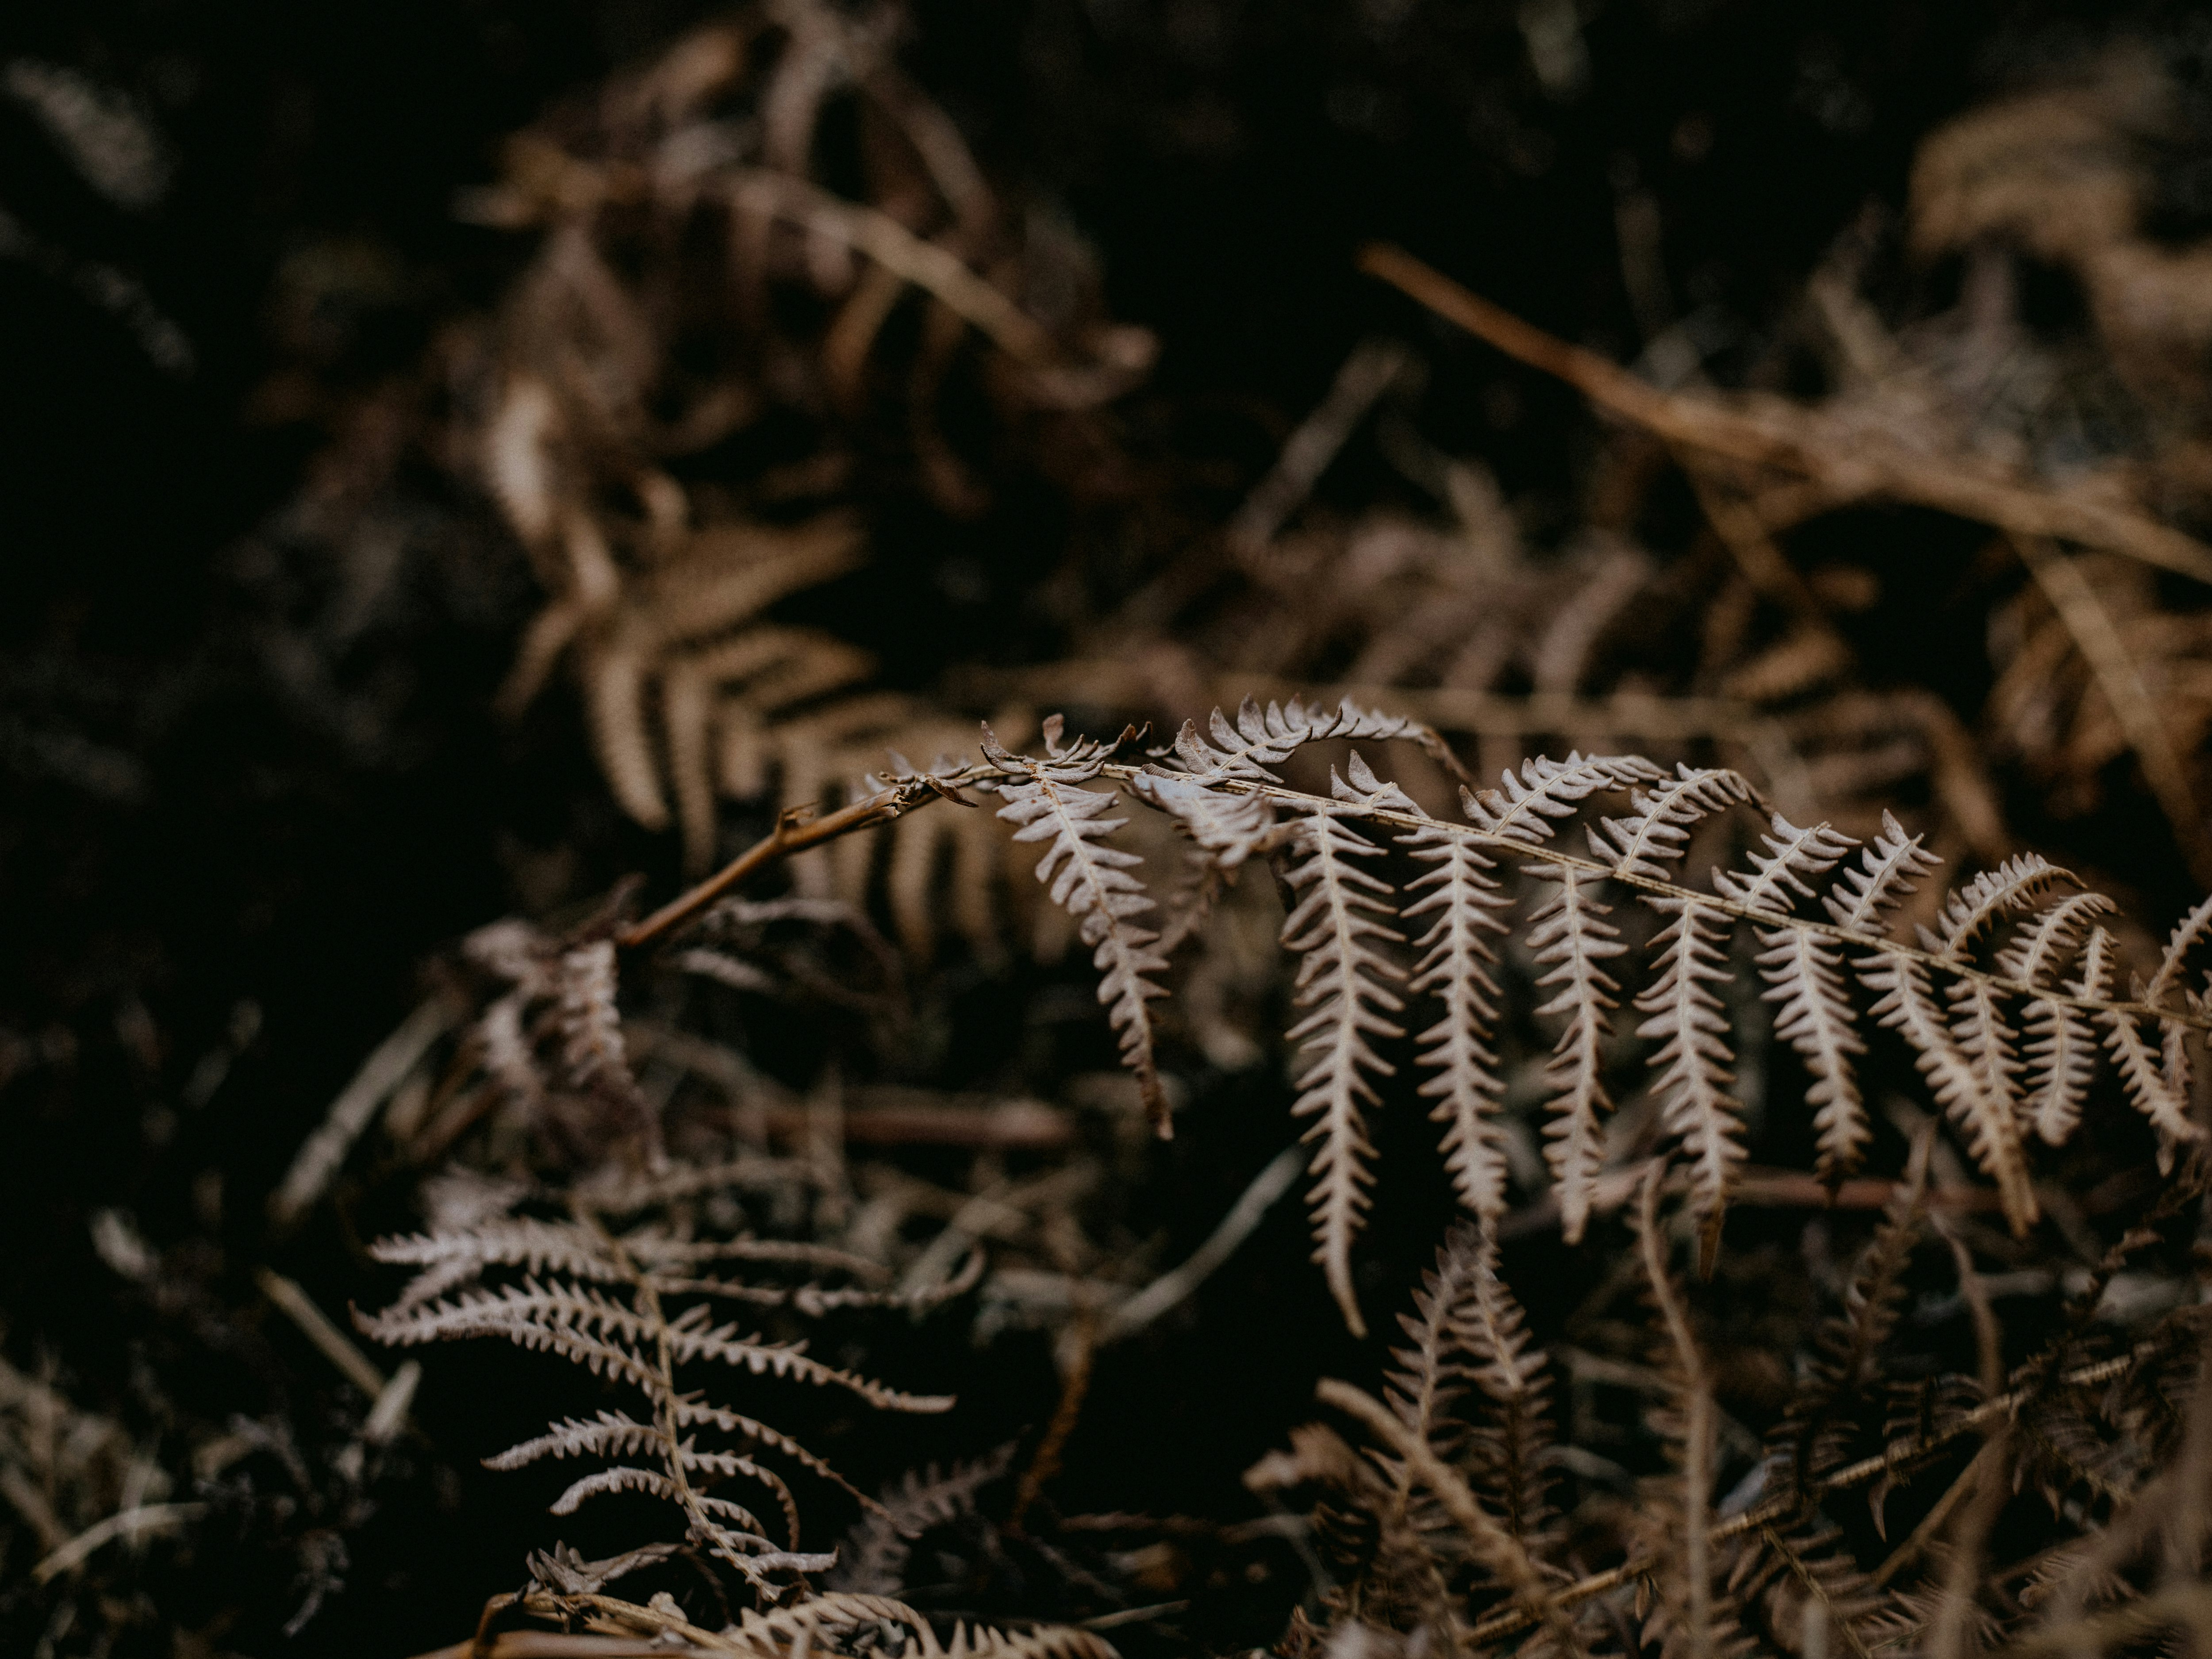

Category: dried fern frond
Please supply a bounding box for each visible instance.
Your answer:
[981,718,1172,1133]
[419,915,668,1168]
[887,706,2212,1325]
[1733,814,1873,1185]
[1524,866,1629,1249]
[1774,1132,1933,1504]
[479,1585,1120,1659]
[458,7,1153,873]
[1379,1225,1559,1561]
[1399,822,1512,1219]
[358,1175,960,1590]
[610,700,2212,1329]
[1278,764,1418,1335]
[1168,695,1469,787]
[826,1444,1018,1596]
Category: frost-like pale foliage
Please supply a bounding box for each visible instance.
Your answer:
[932,702,2212,1329]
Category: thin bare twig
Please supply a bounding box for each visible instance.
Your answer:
[270,998,454,1226]
[32,1502,206,1583]
[257,1267,391,1400]
[1359,243,2212,586]
[619,778,953,952]
[1101,1143,1306,1343]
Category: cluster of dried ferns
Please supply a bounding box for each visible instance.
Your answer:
[822,702,2211,1333]
[465,3,1150,873]
[265,31,2212,1659]
[382,693,2212,1349]
[1254,1148,2212,1659]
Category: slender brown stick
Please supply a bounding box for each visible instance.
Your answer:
[618,780,955,952]
[1358,243,2212,586]
[1010,1306,1100,1533]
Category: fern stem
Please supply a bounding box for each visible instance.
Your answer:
[575,1204,757,1561]
[621,776,954,951]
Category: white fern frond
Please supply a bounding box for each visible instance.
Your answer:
[2080,926,2200,1152]
[1169,695,1460,783]
[1822,811,1942,935]
[982,722,1173,1133]
[557,939,632,1089]
[361,1283,657,1378]
[662,1319,956,1411]
[1400,821,1513,1219]
[1280,805,1408,1336]
[1713,813,1859,915]
[1526,868,1626,1243]
[1995,890,2115,990]
[550,1463,687,1516]
[1636,899,1742,1266]
[1589,764,1756,883]
[1710,812,1872,1183]
[946,714,2212,1326]
[1757,926,1869,1182]
[550,1464,769,1543]
[2148,892,2212,1007]
[364,1291,659,1385]
[2020,992,2100,1146]
[1929,854,2073,959]
[484,1411,661,1471]
[1860,953,2038,1229]
[1998,889,2115,1145]
[1945,976,2023,1136]
[1461,752,1662,845]
[370,1217,623,1282]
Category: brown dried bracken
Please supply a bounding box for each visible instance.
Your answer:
[1255,1150,2212,1659]
[461,6,1152,875]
